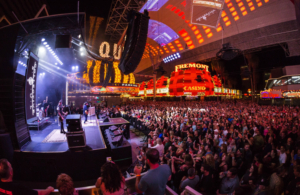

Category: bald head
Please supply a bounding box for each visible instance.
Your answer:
[0,159,12,181]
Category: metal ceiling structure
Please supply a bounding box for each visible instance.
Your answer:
[105,0,145,42]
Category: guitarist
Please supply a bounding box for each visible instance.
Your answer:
[83,102,89,124]
[58,100,67,134]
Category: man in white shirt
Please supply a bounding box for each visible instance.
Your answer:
[148,138,164,157]
[279,145,287,165]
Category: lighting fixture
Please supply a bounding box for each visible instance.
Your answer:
[80,52,84,56]
[80,47,84,51]
[42,38,63,65]
[41,38,45,42]
[163,52,181,63]
[78,34,81,38]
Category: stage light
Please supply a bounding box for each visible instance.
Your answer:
[39,46,46,54]
[57,67,60,69]
[41,38,45,42]
[80,52,84,56]
[79,42,82,45]
[80,47,84,51]
[55,63,57,65]
[43,42,47,45]
[78,34,81,38]
[72,66,75,70]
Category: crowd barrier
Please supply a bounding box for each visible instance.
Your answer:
[37,172,182,195]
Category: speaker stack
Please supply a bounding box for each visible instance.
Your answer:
[65,114,86,148]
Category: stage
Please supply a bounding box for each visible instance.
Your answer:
[22,116,105,152]
[13,115,142,183]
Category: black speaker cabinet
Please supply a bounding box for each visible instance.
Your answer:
[67,125,82,132]
[66,131,86,148]
[66,114,81,126]
[55,34,72,48]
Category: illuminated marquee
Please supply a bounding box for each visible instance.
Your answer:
[184,86,206,91]
[99,42,122,60]
[282,91,300,98]
[146,89,153,94]
[260,90,282,98]
[175,63,209,72]
[91,86,138,94]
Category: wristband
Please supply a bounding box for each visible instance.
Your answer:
[136,175,141,177]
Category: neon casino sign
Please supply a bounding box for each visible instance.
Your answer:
[175,63,209,72]
[184,86,206,91]
[99,42,122,60]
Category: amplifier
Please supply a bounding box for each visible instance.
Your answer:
[66,130,86,148]
[112,135,123,146]
[67,124,82,132]
[66,114,81,126]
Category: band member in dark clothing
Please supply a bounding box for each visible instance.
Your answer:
[83,102,89,124]
[58,100,67,134]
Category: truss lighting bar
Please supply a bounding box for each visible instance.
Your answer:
[41,38,63,65]
[18,61,27,67]
[163,53,181,63]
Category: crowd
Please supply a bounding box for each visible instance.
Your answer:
[121,100,300,195]
[1,100,300,195]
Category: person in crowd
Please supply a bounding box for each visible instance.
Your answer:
[285,165,300,195]
[56,173,78,195]
[218,167,239,195]
[0,159,54,195]
[148,137,164,157]
[95,162,125,195]
[269,166,286,195]
[179,168,199,191]
[134,148,171,195]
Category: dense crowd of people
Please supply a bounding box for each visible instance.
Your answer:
[121,100,300,195]
[1,100,300,195]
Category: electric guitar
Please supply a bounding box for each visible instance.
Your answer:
[59,112,68,122]
[85,109,89,115]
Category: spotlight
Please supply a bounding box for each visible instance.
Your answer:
[43,72,45,75]
[57,67,60,69]
[80,52,84,56]
[43,42,47,45]
[39,46,46,54]
[72,66,75,70]
[55,63,57,65]
[76,66,78,69]
[80,47,84,51]
[78,34,81,38]
[79,42,82,45]
[41,38,45,42]
[163,53,181,63]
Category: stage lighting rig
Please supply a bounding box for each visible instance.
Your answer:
[163,52,181,63]
[41,38,63,65]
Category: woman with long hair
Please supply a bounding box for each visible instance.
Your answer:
[95,162,125,195]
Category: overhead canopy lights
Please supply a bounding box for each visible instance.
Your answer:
[163,53,181,63]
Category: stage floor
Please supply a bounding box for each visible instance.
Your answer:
[21,116,105,152]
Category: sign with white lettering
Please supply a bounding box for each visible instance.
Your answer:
[25,52,39,120]
[184,86,206,91]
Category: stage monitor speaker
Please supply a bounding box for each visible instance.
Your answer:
[66,131,86,148]
[103,117,109,122]
[55,35,72,48]
[118,10,149,75]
